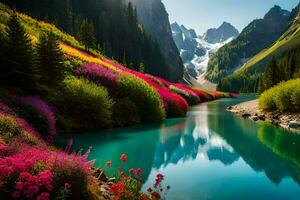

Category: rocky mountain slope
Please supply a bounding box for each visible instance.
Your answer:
[202,22,239,44]
[171,22,238,79]
[206,5,291,83]
[218,4,300,92]
[127,0,184,82]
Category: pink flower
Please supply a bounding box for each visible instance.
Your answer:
[15,182,24,190]
[64,183,72,189]
[36,192,50,200]
[12,191,21,199]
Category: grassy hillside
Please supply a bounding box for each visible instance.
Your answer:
[206,5,290,83]
[0,2,229,130]
[0,3,232,199]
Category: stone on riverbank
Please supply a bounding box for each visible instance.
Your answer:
[228,99,300,132]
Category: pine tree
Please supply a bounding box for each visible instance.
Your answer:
[262,58,281,91]
[37,31,65,87]
[139,61,145,73]
[5,11,39,91]
[79,18,96,52]
[0,31,8,82]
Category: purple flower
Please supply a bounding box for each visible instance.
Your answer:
[75,63,119,91]
[13,96,56,143]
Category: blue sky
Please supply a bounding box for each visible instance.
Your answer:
[162,0,299,34]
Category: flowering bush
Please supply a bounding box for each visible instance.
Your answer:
[102,59,189,118]
[0,113,42,147]
[75,63,119,94]
[0,145,93,200]
[13,96,56,143]
[118,75,165,122]
[107,154,169,200]
[169,84,200,105]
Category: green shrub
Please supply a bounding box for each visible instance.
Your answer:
[259,78,300,112]
[0,116,22,141]
[113,97,141,127]
[119,75,165,122]
[292,86,300,112]
[274,81,298,112]
[62,78,114,130]
[259,88,277,111]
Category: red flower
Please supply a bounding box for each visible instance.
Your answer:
[120,172,125,178]
[147,188,153,193]
[120,154,127,162]
[151,192,161,199]
[137,168,143,176]
[129,168,136,174]
[106,161,112,167]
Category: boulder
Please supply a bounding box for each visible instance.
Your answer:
[250,116,259,121]
[242,113,251,118]
[288,121,300,129]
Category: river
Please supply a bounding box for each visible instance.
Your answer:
[57,95,300,200]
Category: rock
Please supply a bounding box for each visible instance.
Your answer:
[242,113,251,118]
[258,115,266,121]
[250,116,259,121]
[288,121,300,129]
[93,168,109,182]
[272,113,280,120]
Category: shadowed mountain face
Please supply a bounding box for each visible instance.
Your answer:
[206,5,291,84]
[202,22,239,44]
[126,0,184,82]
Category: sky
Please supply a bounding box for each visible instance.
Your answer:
[162,0,299,34]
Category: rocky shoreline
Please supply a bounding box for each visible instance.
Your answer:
[227,99,300,132]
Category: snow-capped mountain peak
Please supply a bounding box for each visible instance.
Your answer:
[171,22,239,78]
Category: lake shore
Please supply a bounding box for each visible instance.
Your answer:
[227,99,300,132]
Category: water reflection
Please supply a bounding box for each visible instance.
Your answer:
[153,106,239,169]
[56,96,300,199]
[206,98,300,186]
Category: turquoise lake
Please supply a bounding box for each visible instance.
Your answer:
[57,95,300,200]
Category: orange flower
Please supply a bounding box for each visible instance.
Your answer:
[120,154,127,162]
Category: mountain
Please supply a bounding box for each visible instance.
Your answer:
[206,5,291,83]
[202,22,239,44]
[1,0,181,82]
[126,0,184,82]
[218,4,300,93]
[171,22,237,78]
